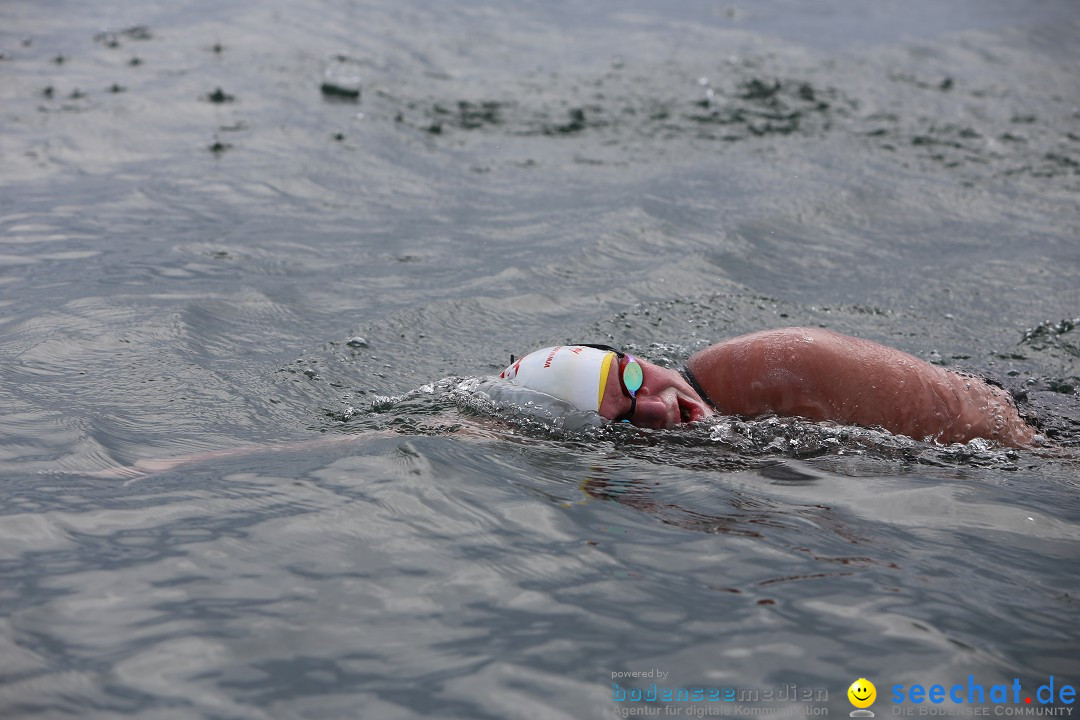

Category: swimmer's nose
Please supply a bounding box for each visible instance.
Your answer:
[631,394,677,429]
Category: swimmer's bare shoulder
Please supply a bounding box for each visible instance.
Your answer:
[687,327,1036,448]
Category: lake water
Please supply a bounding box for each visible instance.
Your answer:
[1,0,1079,718]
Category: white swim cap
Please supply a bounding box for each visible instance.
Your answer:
[500,345,616,413]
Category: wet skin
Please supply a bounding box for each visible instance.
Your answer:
[598,356,714,429]
[600,328,1035,447]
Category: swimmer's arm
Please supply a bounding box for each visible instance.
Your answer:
[687,327,1034,447]
[82,434,376,480]
[81,420,504,481]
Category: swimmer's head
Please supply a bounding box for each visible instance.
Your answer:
[500,345,620,414]
[501,345,714,428]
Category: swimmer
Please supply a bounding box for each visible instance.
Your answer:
[83,326,1038,481]
[502,327,1036,447]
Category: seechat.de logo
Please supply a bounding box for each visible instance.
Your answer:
[891,676,1076,710]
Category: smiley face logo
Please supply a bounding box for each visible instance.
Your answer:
[848,678,877,709]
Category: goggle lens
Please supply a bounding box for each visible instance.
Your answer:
[621,355,643,396]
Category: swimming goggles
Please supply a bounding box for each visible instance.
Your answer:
[581,344,643,422]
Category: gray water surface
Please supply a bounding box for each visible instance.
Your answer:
[1,0,1079,718]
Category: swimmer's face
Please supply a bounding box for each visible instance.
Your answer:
[598,357,713,429]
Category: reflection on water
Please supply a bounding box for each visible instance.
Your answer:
[1,0,1078,717]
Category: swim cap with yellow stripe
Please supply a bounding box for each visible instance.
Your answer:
[500,346,616,413]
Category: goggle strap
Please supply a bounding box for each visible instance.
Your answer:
[576,343,621,355]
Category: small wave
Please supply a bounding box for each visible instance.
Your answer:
[450,377,606,435]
